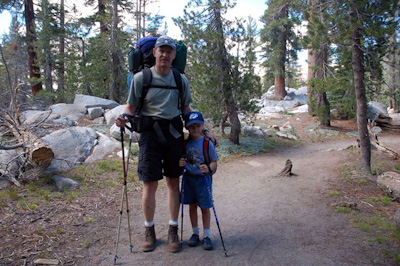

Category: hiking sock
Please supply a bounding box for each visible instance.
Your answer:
[192,226,199,235]
[203,228,211,239]
[169,220,179,226]
[145,220,154,227]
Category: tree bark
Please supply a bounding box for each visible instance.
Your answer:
[274,4,288,100]
[307,0,330,126]
[213,0,240,144]
[98,0,107,34]
[57,0,65,90]
[351,10,371,175]
[24,0,43,95]
[111,0,122,102]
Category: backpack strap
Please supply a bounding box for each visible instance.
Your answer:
[135,67,152,115]
[171,68,183,110]
[203,137,210,165]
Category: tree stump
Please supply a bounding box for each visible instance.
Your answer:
[276,159,293,177]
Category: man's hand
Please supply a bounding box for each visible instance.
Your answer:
[179,157,187,167]
[115,114,128,128]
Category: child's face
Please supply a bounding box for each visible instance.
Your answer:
[186,123,204,139]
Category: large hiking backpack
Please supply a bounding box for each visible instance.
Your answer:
[183,137,217,175]
[127,37,187,89]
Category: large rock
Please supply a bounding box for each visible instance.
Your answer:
[88,107,104,120]
[242,126,265,138]
[377,172,400,201]
[110,123,139,142]
[50,103,86,121]
[52,175,80,191]
[42,127,98,172]
[73,94,119,110]
[367,101,388,121]
[104,105,126,124]
[85,132,121,163]
[23,110,76,127]
[0,149,20,178]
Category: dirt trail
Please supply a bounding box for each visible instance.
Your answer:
[81,135,400,266]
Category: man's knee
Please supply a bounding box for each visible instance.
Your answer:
[165,177,179,191]
[143,181,158,195]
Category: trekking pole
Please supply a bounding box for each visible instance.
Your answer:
[203,171,228,257]
[114,119,135,265]
[180,155,187,246]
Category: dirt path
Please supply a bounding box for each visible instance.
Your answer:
[80,135,399,266]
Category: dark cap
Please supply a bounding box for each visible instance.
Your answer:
[184,111,204,128]
[155,36,176,50]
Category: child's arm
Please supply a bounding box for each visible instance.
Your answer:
[200,161,217,174]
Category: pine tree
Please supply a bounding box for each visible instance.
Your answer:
[174,0,241,144]
[304,0,330,126]
[332,0,399,174]
[260,0,303,99]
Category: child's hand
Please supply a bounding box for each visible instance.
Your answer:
[179,158,186,167]
[199,164,208,174]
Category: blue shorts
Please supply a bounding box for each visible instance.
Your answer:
[182,174,213,209]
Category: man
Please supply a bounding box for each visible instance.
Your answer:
[115,36,216,253]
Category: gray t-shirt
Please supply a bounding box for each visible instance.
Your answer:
[127,67,192,120]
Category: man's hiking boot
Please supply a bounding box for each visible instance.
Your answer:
[141,225,156,252]
[187,234,200,247]
[202,236,213,250]
[168,225,180,253]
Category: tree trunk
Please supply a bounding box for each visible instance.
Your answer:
[24,0,43,95]
[57,0,65,91]
[351,13,371,175]
[274,74,286,99]
[213,0,240,144]
[307,0,330,126]
[274,4,288,100]
[81,38,93,95]
[98,0,107,34]
[111,0,121,102]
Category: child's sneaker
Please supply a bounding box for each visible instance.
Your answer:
[202,236,213,250]
[187,234,200,247]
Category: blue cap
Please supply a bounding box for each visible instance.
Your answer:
[184,111,204,127]
[155,36,176,50]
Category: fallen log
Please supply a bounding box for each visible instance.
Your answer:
[2,113,54,168]
[368,120,400,160]
[373,113,400,131]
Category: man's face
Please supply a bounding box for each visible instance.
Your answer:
[153,46,176,68]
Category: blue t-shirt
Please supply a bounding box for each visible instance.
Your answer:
[185,137,218,176]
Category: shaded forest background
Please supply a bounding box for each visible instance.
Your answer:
[0,0,399,174]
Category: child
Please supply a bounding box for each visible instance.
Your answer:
[179,111,218,250]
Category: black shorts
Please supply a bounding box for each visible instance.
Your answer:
[137,117,184,181]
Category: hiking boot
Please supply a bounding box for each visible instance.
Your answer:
[168,225,180,253]
[202,237,213,250]
[141,225,156,252]
[187,234,200,247]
